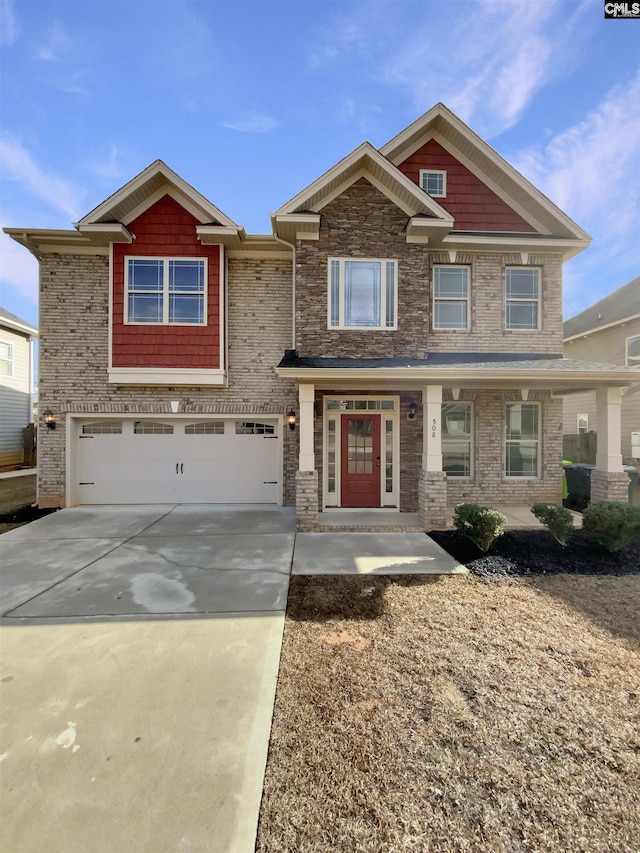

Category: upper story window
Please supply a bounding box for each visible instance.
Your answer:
[0,340,13,376]
[328,258,397,330]
[626,335,640,366]
[433,266,470,330]
[505,267,540,331]
[126,257,206,325]
[420,170,447,198]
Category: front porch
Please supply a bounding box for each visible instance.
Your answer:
[277,354,638,533]
[315,507,583,533]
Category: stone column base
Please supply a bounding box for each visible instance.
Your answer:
[591,470,629,504]
[418,470,447,531]
[295,470,319,532]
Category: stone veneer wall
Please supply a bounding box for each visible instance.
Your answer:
[295,177,564,358]
[37,252,297,507]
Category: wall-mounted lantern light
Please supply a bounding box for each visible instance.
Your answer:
[287,410,297,431]
[407,401,417,421]
[43,408,56,430]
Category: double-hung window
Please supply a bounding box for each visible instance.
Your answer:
[505,403,539,477]
[505,268,540,330]
[433,266,469,329]
[328,258,397,329]
[126,257,206,325]
[420,170,446,198]
[0,341,13,376]
[442,403,472,477]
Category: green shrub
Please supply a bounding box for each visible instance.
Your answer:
[453,504,507,553]
[531,502,575,546]
[582,500,640,553]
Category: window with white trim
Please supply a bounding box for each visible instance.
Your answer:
[626,334,640,366]
[433,266,470,330]
[328,258,397,329]
[0,340,13,376]
[82,421,123,434]
[420,170,446,198]
[505,403,539,478]
[442,403,472,477]
[126,257,206,325]
[505,268,540,330]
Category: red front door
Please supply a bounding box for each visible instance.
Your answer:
[340,415,381,507]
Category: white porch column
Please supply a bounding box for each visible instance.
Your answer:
[422,384,443,472]
[595,386,624,473]
[298,383,315,471]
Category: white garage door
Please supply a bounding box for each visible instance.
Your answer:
[76,418,280,505]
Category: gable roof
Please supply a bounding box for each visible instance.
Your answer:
[272,141,454,244]
[564,276,640,340]
[0,306,38,338]
[78,160,240,229]
[380,103,590,243]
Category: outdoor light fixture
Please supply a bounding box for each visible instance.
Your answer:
[43,408,56,430]
[407,401,417,420]
[287,410,297,431]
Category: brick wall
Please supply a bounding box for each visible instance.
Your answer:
[37,251,297,507]
[445,390,563,506]
[295,178,564,357]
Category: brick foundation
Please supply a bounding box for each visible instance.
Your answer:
[418,470,448,531]
[296,470,319,531]
[590,470,630,504]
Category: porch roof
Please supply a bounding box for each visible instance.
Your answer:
[276,352,640,393]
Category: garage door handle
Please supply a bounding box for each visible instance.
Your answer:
[176,463,179,474]
[180,463,183,474]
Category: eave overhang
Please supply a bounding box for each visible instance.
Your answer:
[443,232,588,262]
[276,356,639,394]
[196,224,247,249]
[272,141,453,244]
[76,223,134,246]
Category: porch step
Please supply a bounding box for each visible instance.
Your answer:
[315,511,423,533]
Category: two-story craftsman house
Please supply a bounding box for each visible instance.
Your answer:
[6,104,637,530]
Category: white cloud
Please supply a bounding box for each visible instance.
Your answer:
[0,0,17,46]
[310,0,592,138]
[512,70,640,313]
[0,232,38,304]
[513,70,640,222]
[90,145,126,182]
[0,134,86,221]
[223,115,279,134]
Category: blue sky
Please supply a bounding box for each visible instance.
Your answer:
[1,0,638,330]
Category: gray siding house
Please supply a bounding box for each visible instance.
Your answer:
[0,307,37,469]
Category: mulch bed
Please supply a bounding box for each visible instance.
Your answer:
[430,529,640,577]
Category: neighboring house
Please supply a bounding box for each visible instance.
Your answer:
[5,104,639,528]
[0,307,38,469]
[563,277,640,464]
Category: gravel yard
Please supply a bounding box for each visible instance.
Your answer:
[258,559,640,852]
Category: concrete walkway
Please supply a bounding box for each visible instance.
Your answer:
[0,505,295,853]
[1,504,466,853]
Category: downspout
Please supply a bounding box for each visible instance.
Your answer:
[273,234,296,349]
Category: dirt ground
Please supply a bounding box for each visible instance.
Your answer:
[257,572,640,853]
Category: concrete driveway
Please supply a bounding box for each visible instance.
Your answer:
[0,505,295,853]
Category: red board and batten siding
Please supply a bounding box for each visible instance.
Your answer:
[397,139,536,233]
[112,195,221,368]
